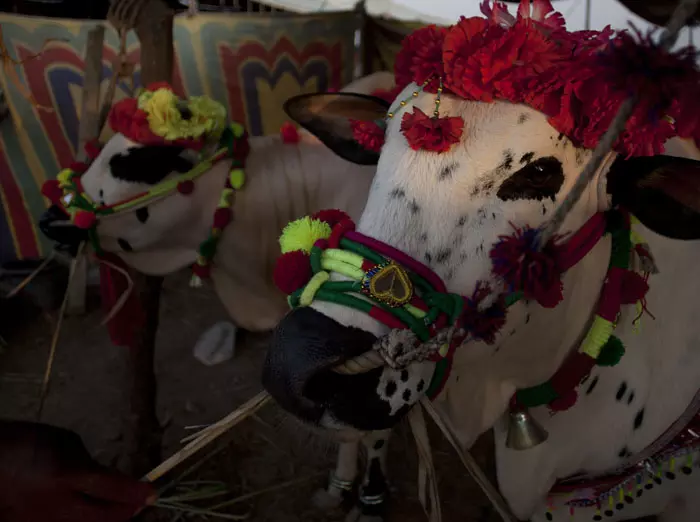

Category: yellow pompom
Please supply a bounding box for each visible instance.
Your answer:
[57,169,73,184]
[230,122,246,138]
[279,217,332,254]
[229,169,245,190]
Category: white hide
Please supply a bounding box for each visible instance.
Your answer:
[78,73,393,332]
[309,85,700,521]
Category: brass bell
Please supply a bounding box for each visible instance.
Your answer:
[505,407,548,450]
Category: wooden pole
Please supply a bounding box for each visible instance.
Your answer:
[66,25,105,317]
[107,0,175,477]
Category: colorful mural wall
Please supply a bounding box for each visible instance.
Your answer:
[0,11,356,263]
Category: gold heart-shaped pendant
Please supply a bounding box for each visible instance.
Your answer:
[365,262,413,308]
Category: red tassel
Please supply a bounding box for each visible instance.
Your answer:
[192,262,211,279]
[311,209,352,228]
[329,219,356,248]
[177,180,195,195]
[69,161,90,174]
[213,208,232,229]
[84,139,102,160]
[98,252,145,347]
[73,210,96,229]
[459,284,506,344]
[620,270,649,305]
[274,251,312,294]
[490,226,563,308]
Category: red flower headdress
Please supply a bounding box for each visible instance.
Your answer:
[109,82,227,151]
[390,0,700,158]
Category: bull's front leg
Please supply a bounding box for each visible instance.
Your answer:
[312,440,360,510]
[345,429,392,522]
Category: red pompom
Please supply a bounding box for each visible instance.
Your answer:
[41,180,63,204]
[620,270,649,304]
[350,119,385,153]
[400,108,464,153]
[329,218,356,249]
[274,251,312,294]
[549,389,578,412]
[311,209,352,228]
[73,210,97,229]
[280,122,300,144]
[213,207,232,229]
[490,226,563,308]
[84,139,102,160]
[177,180,195,195]
[459,283,507,344]
[192,262,211,278]
[69,161,89,174]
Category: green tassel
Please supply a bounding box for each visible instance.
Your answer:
[198,237,218,259]
[596,335,625,366]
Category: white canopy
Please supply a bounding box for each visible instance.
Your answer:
[252,0,699,39]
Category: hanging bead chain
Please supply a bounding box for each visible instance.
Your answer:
[386,77,432,120]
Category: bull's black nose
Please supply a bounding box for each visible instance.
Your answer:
[39,205,88,252]
[263,307,376,424]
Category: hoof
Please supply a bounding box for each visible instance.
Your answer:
[312,487,345,511]
[344,505,385,522]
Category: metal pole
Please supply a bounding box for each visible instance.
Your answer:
[584,0,592,30]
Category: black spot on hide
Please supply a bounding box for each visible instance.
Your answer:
[439,162,459,181]
[385,381,397,397]
[616,382,627,401]
[501,150,514,171]
[497,156,564,202]
[436,248,452,264]
[117,238,134,252]
[109,145,193,185]
[373,439,385,450]
[520,152,535,164]
[585,375,599,395]
[417,380,425,392]
[628,392,635,405]
[389,188,405,199]
[517,113,529,124]
[457,215,468,227]
[634,408,645,430]
[409,199,421,214]
[135,207,149,224]
[402,389,411,402]
[400,370,409,382]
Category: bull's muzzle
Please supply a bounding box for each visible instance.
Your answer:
[39,205,89,254]
[263,307,377,424]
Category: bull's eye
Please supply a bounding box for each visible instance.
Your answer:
[496,156,564,202]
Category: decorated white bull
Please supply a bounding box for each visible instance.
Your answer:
[262,2,700,521]
[39,73,394,336]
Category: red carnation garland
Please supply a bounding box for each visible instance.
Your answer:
[389,0,700,158]
[394,25,448,93]
[400,108,464,153]
[350,119,385,153]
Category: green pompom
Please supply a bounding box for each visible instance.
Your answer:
[279,216,332,254]
[596,335,625,366]
[199,237,218,259]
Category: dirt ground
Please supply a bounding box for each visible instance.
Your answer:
[0,267,503,522]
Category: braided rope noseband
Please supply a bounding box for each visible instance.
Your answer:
[276,208,653,402]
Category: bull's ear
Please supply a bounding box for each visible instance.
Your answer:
[283,92,389,165]
[607,154,700,240]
